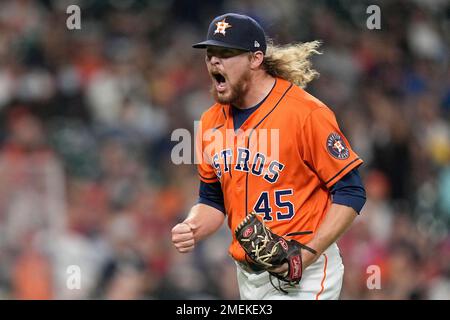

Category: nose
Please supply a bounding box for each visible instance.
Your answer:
[209,55,220,65]
[211,56,219,64]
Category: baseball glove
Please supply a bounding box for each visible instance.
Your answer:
[235,212,317,285]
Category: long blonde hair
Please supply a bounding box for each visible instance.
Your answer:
[262,40,322,88]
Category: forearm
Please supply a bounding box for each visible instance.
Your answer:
[302,203,357,268]
[183,203,225,242]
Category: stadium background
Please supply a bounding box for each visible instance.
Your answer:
[0,0,449,299]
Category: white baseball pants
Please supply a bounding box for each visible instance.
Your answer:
[236,242,344,300]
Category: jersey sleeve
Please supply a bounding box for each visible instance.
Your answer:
[300,107,363,189]
[195,114,219,183]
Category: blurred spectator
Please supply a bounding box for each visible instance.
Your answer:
[0,106,66,250]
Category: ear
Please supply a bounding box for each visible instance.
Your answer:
[249,51,264,70]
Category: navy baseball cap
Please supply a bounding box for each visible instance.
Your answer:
[193,13,267,54]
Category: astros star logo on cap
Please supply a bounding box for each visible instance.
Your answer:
[214,18,232,36]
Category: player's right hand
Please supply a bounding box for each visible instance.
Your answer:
[171,222,196,253]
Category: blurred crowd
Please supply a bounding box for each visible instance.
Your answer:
[0,0,448,299]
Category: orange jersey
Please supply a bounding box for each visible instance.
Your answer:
[196,78,363,262]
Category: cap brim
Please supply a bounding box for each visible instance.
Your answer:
[192,40,249,51]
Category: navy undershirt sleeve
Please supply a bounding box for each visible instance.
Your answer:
[198,181,226,214]
[330,168,366,214]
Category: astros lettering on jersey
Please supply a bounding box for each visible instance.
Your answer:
[196,78,363,263]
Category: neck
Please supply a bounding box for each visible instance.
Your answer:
[235,73,276,109]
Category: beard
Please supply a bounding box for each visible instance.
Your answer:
[210,70,251,106]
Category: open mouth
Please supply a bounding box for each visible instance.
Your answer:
[211,71,227,92]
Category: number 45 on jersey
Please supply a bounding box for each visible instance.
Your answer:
[254,189,294,221]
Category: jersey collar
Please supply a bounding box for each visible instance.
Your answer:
[224,77,293,133]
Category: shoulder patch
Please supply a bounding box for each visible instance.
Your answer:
[326,133,349,160]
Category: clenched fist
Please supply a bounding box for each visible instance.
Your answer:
[171,222,196,253]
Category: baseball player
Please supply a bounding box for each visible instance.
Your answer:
[171,13,366,300]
